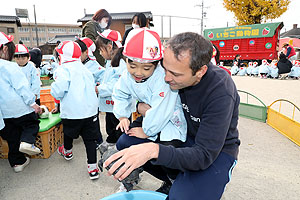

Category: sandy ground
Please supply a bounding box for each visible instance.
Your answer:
[0,76,300,200]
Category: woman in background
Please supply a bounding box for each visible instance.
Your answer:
[82,9,112,67]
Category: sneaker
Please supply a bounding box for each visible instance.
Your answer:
[19,142,41,155]
[116,183,127,193]
[98,141,115,155]
[156,181,172,195]
[57,145,73,161]
[88,168,99,180]
[13,157,30,173]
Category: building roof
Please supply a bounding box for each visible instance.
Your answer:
[281,28,300,39]
[21,22,80,27]
[47,34,78,44]
[0,15,21,27]
[77,11,153,22]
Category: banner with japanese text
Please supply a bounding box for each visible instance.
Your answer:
[204,22,283,41]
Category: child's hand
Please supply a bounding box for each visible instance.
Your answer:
[128,127,148,139]
[51,107,59,114]
[95,86,99,94]
[32,104,42,114]
[116,117,130,134]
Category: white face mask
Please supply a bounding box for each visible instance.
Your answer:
[99,20,108,29]
[132,23,140,29]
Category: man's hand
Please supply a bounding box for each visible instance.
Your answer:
[137,103,151,117]
[32,104,42,114]
[104,142,159,181]
[128,127,149,139]
[116,117,130,134]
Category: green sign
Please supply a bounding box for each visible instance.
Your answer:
[204,22,283,41]
[265,43,272,49]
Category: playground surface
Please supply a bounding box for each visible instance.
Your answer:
[1,76,300,200]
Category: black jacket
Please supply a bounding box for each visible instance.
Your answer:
[278,57,292,74]
[153,64,240,172]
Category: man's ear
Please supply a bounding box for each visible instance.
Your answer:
[195,65,208,80]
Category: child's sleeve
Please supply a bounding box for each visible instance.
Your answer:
[31,67,41,96]
[93,65,105,83]
[112,74,133,119]
[50,68,70,100]
[97,71,119,97]
[142,80,179,138]
[7,65,36,106]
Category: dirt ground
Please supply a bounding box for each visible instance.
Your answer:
[0,76,300,200]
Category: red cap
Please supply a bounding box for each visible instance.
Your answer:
[15,44,29,54]
[56,41,81,64]
[0,32,14,47]
[123,28,162,63]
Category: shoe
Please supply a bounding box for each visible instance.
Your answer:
[13,157,30,173]
[88,168,99,180]
[19,142,41,155]
[98,141,115,155]
[156,181,172,195]
[116,183,127,193]
[57,145,73,161]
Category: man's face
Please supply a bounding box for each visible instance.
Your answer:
[162,48,207,90]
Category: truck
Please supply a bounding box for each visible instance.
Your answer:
[204,22,284,65]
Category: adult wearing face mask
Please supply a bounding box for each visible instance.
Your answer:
[122,13,147,46]
[82,9,112,67]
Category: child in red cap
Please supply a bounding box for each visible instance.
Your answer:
[0,32,42,172]
[51,41,101,180]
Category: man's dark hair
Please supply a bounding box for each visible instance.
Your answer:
[166,32,213,75]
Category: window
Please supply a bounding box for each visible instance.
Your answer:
[32,27,45,32]
[20,37,30,42]
[32,37,46,42]
[18,27,30,32]
[125,24,132,30]
[68,28,81,34]
[7,28,15,33]
[48,27,66,33]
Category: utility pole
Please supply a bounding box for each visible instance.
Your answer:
[161,16,164,39]
[33,4,39,47]
[201,0,204,34]
[195,0,207,35]
[169,16,171,38]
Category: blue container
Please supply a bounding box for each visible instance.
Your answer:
[101,190,167,200]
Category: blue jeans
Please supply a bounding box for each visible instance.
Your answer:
[116,134,237,199]
[167,152,236,200]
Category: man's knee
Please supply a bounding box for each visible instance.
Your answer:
[116,134,129,150]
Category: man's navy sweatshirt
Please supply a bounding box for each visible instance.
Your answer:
[153,63,240,172]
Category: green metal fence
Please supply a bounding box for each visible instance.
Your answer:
[238,90,267,122]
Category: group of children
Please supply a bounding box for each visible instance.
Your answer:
[0,25,188,190]
[230,58,300,79]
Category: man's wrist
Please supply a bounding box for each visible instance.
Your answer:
[149,143,159,159]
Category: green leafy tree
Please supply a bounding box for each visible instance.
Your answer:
[223,0,290,25]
